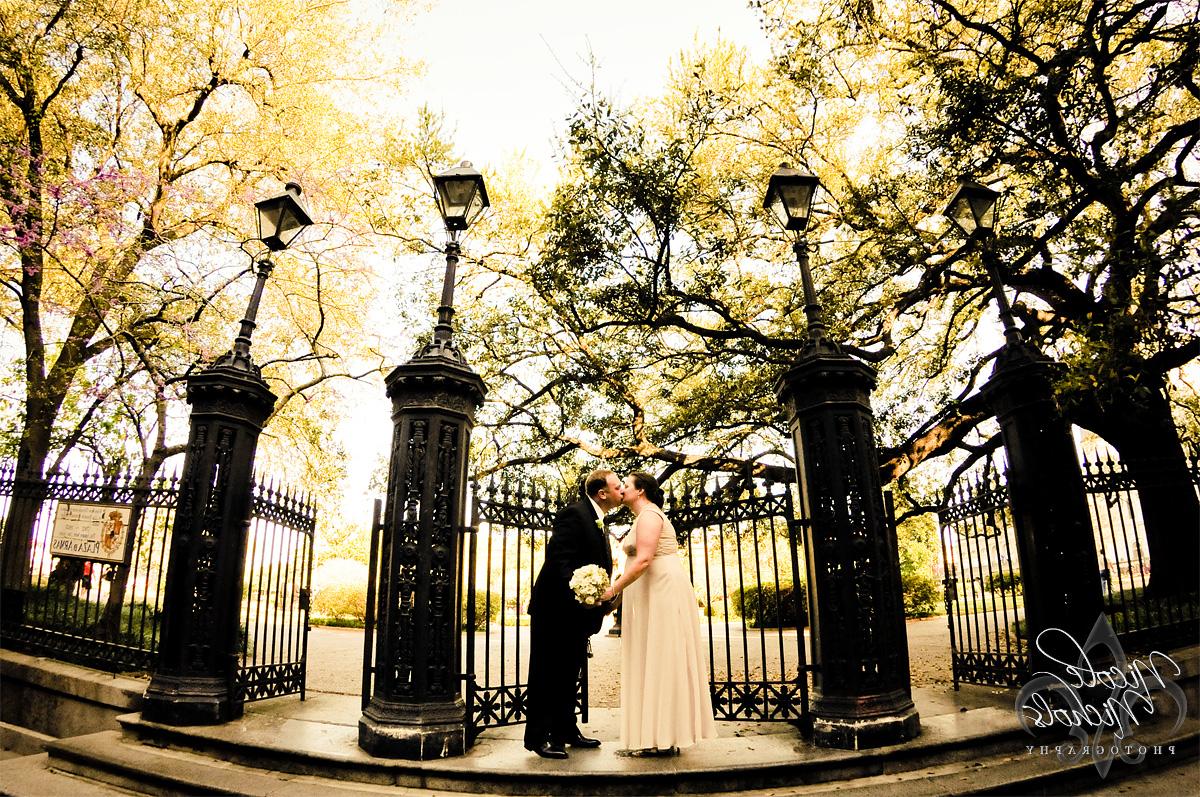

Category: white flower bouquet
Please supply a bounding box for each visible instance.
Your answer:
[569,564,609,606]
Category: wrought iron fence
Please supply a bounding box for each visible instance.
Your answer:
[458,478,578,741]
[665,479,811,725]
[454,473,812,742]
[938,467,1028,688]
[938,445,1200,689]
[236,479,316,702]
[1080,451,1200,652]
[0,462,315,703]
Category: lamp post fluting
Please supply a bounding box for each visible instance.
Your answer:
[359,161,488,759]
[942,177,1102,674]
[766,164,920,748]
[143,183,312,725]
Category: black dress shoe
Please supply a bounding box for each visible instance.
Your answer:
[567,734,601,748]
[530,741,568,759]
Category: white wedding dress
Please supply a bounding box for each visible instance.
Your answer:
[619,505,718,750]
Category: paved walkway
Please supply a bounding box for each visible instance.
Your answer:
[308,615,966,704]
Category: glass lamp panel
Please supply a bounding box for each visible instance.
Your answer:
[276,206,306,248]
[257,201,282,240]
[439,178,476,218]
[464,189,486,226]
[971,194,998,230]
[948,196,979,235]
[768,195,791,230]
[779,183,814,228]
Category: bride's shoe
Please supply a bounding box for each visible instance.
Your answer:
[617,746,680,757]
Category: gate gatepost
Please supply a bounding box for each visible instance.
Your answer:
[143,185,311,725]
[983,341,1102,672]
[360,165,489,760]
[358,355,484,759]
[142,263,278,725]
[776,348,920,749]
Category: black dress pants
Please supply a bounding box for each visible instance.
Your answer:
[523,610,588,748]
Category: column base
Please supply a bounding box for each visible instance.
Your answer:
[141,674,243,726]
[358,697,467,759]
[358,715,465,760]
[811,705,921,749]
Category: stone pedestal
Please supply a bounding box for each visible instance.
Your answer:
[142,364,275,725]
[359,353,485,759]
[776,345,920,749]
[983,343,1102,671]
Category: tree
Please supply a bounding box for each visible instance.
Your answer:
[449,3,1197,593]
[757,0,1199,593]
[0,0,424,606]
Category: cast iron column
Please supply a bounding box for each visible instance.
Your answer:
[142,261,277,724]
[359,239,487,759]
[982,339,1103,673]
[775,242,919,749]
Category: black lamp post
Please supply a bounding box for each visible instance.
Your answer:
[941,177,1101,675]
[767,164,920,748]
[416,161,490,360]
[942,179,1022,345]
[764,164,826,342]
[359,162,488,759]
[143,183,311,725]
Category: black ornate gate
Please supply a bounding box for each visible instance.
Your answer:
[666,478,811,725]
[458,478,587,741]
[937,466,1028,688]
[453,473,811,742]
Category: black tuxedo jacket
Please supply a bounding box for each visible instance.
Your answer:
[527,499,613,636]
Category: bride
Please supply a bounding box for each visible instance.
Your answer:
[601,471,717,754]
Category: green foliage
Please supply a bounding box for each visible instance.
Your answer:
[309,616,364,628]
[728,581,807,628]
[896,514,938,582]
[23,586,157,649]
[901,572,943,619]
[461,590,500,631]
[984,573,1023,595]
[310,583,367,623]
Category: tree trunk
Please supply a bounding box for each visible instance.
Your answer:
[95,453,170,642]
[0,430,51,624]
[1067,375,1199,597]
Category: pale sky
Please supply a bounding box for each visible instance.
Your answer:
[401,0,770,180]
[331,0,773,517]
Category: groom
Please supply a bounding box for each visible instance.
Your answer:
[523,468,621,759]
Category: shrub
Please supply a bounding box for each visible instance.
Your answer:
[462,591,499,631]
[310,582,367,623]
[727,582,808,628]
[902,572,943,618]
[984,572,1023,595]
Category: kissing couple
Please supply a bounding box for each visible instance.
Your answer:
[523,468,717,759]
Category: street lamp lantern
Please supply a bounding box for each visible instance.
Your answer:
[433,161,490,232]
[763,163,821,232]
[940,178,1021,344]
[942,177,1000,238]
[764,163,826,340]
[254,182,313,251]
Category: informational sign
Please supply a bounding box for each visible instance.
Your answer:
[49,502,133,563]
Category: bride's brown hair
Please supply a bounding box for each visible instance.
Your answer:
[630,471,665,506]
